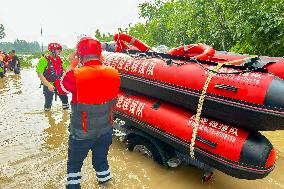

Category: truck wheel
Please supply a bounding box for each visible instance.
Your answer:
[202,171,213,182]
[127,136,163,165]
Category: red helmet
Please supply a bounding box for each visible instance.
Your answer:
[76,37,102,57]
[48,43,62,51]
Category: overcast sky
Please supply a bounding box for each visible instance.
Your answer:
[0,0,148,48]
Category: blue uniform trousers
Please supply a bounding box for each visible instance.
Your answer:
[66,129,113,189]
[43,85,69,110]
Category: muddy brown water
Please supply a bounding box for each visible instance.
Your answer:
[0,69,283,189]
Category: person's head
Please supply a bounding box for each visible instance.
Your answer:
[9,50,15,57]
[48,43,62,57]
[76,37,102,66]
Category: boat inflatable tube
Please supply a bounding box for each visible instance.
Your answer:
[212,51,284,81]
[102,52,284,131]
[114,91,276,179]
[114,33,150,52]
[169,44,215,60]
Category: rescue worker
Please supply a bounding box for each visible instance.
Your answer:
[36,43,69,111]
[0,51,8,78]
[8,50,20,74]
[54,37,120,188]
[0,55,5,78]
[1,51,9,69]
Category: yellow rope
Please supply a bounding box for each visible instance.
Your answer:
[189,56,257,159]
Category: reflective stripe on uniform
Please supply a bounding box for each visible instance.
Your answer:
[67,172,82,185]
[63,104,69,108]
[97,175,112,182]
[67,172,81,178]
[60,74,69,94]
[67,179,81,185]
[96,169,110,176]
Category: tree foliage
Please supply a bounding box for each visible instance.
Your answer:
[95,29,114,42]
[129,0,284,57]
[0,39,41,54]
[91,0,284,57]
[0,24,5,40]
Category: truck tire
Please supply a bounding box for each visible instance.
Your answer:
[127,135,163,165]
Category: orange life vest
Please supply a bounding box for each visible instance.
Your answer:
[74,65,120,104]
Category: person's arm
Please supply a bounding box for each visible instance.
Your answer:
[54,71,76,95]
[54,53,77,95]
[38,73,55,92]
[15,59,19,67]
[14,56,19,67]
[36,56,55,92]
[65,52,79,72]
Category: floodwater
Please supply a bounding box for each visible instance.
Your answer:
[0,69,283,189]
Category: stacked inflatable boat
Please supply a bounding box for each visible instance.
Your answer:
[102,33,282,180]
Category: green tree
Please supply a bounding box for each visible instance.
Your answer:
[95,29,103,40]
[128,0,284,56]
[225,0,284,56]
[95,29,114,42]
[0,24,5,40]
[0,40,41,53]
[87,0,284,57]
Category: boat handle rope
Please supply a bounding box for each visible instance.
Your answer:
[171,56,259,75]
[189,56,257,159]
[124,50,265,74]
[194,58,257,75]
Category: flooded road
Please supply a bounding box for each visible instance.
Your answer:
[0,69,283,189]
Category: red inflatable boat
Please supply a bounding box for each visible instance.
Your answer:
[114,33,151,52]
[113,33,284,80]
[102,50,284,131]
[113,91,276,179]
[212,51,284,81]
[168,44,284,81]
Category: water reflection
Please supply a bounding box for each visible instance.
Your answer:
[0,77,7,95]
[10,74,22,93]
[42,110,69,150]
[0,72,22,95]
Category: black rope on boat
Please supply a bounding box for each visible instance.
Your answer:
[193,59,252,75]
[121,49,269,74]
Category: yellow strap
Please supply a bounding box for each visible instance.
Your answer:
[189,56,257,159]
